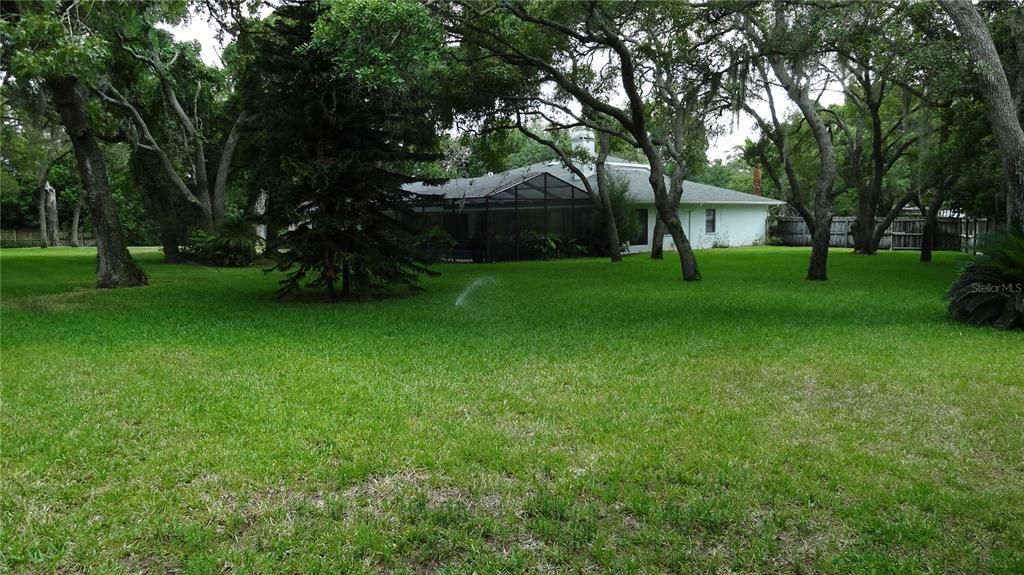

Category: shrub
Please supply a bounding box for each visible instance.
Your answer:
[522,231,559,259]
[181,211,260,267]
[416,225,457,260]
[590,172,640,255]
[947,226,1024,330]
[558,236,589,258]
[522,232,590,260]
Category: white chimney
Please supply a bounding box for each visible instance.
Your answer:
[569,129,596,178]
[570,129,595,156]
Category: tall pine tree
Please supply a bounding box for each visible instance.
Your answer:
[239,0,449,298]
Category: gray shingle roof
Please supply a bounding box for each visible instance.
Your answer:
[405,171,545,199]
[405,155,783,206]
[405,171,584,201]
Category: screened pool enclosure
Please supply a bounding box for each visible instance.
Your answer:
[405,170,596,262]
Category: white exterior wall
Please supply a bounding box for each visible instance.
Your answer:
[627,203,771,253]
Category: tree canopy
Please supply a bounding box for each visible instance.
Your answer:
[2,0,1021,293]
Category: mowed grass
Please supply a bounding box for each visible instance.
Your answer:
[1,246,1022,574]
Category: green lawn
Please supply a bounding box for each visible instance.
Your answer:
[1,247,1021,574]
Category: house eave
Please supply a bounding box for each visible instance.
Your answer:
[676,200,786,206]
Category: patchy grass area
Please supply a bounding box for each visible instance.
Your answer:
[2,247,1021,574]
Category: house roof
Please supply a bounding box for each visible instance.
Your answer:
[404,171,583,201]
[406,155,783,206]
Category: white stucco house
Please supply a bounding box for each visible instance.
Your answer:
[589,158,784,253]
[404,132,782,262]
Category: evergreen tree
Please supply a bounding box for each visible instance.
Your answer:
[239,0,448,298]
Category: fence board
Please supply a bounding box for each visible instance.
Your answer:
[770,216,992,252]
[0,228,94,247]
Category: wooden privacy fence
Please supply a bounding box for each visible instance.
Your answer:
[0,228,95,247]
[771,216,997,252]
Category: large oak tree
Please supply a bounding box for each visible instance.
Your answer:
[940,0,1024,229]
[2,1,147,287]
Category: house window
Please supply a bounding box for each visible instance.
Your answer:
[631,209,648,245]
[705,208,717,234]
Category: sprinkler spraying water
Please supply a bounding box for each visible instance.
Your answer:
[455,276,496,307]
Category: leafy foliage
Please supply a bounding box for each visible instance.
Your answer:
[1,0,188,83]
[437,129,561,178]
[692,158,754,195]
[591,173,640,256]
[181,209,259,267]
[241,0,449,299]
[947,227,1024,330]
[522,232,588,260]
[416,225,458,260]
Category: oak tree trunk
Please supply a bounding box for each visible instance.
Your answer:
[253,188,269,248]
[161,231,183,262]
[193,143,214,231]
[942,0,1024,228]
[668,215,700,281]
[36,151,70,248]
[213,111,250,226]
[768,54,836,280]
[852,189,873,254]
[921,191,947,263]
[37,182,49,248]
[649,162,699,281]
[71,194,84,247]
[49,77,146,288]
[871,193,915,252]
[45,183,60,246]
[137,156,187,263]
[595,133,622,262]
[591,22,698,280]
[651,168,685,260]
[156,73,216,231]
[852,158,883,255]
[920,212,937,262]
[799,109,834,280]
[853,78,886,254]
[650,216,666,259]
[807,211,832,280]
